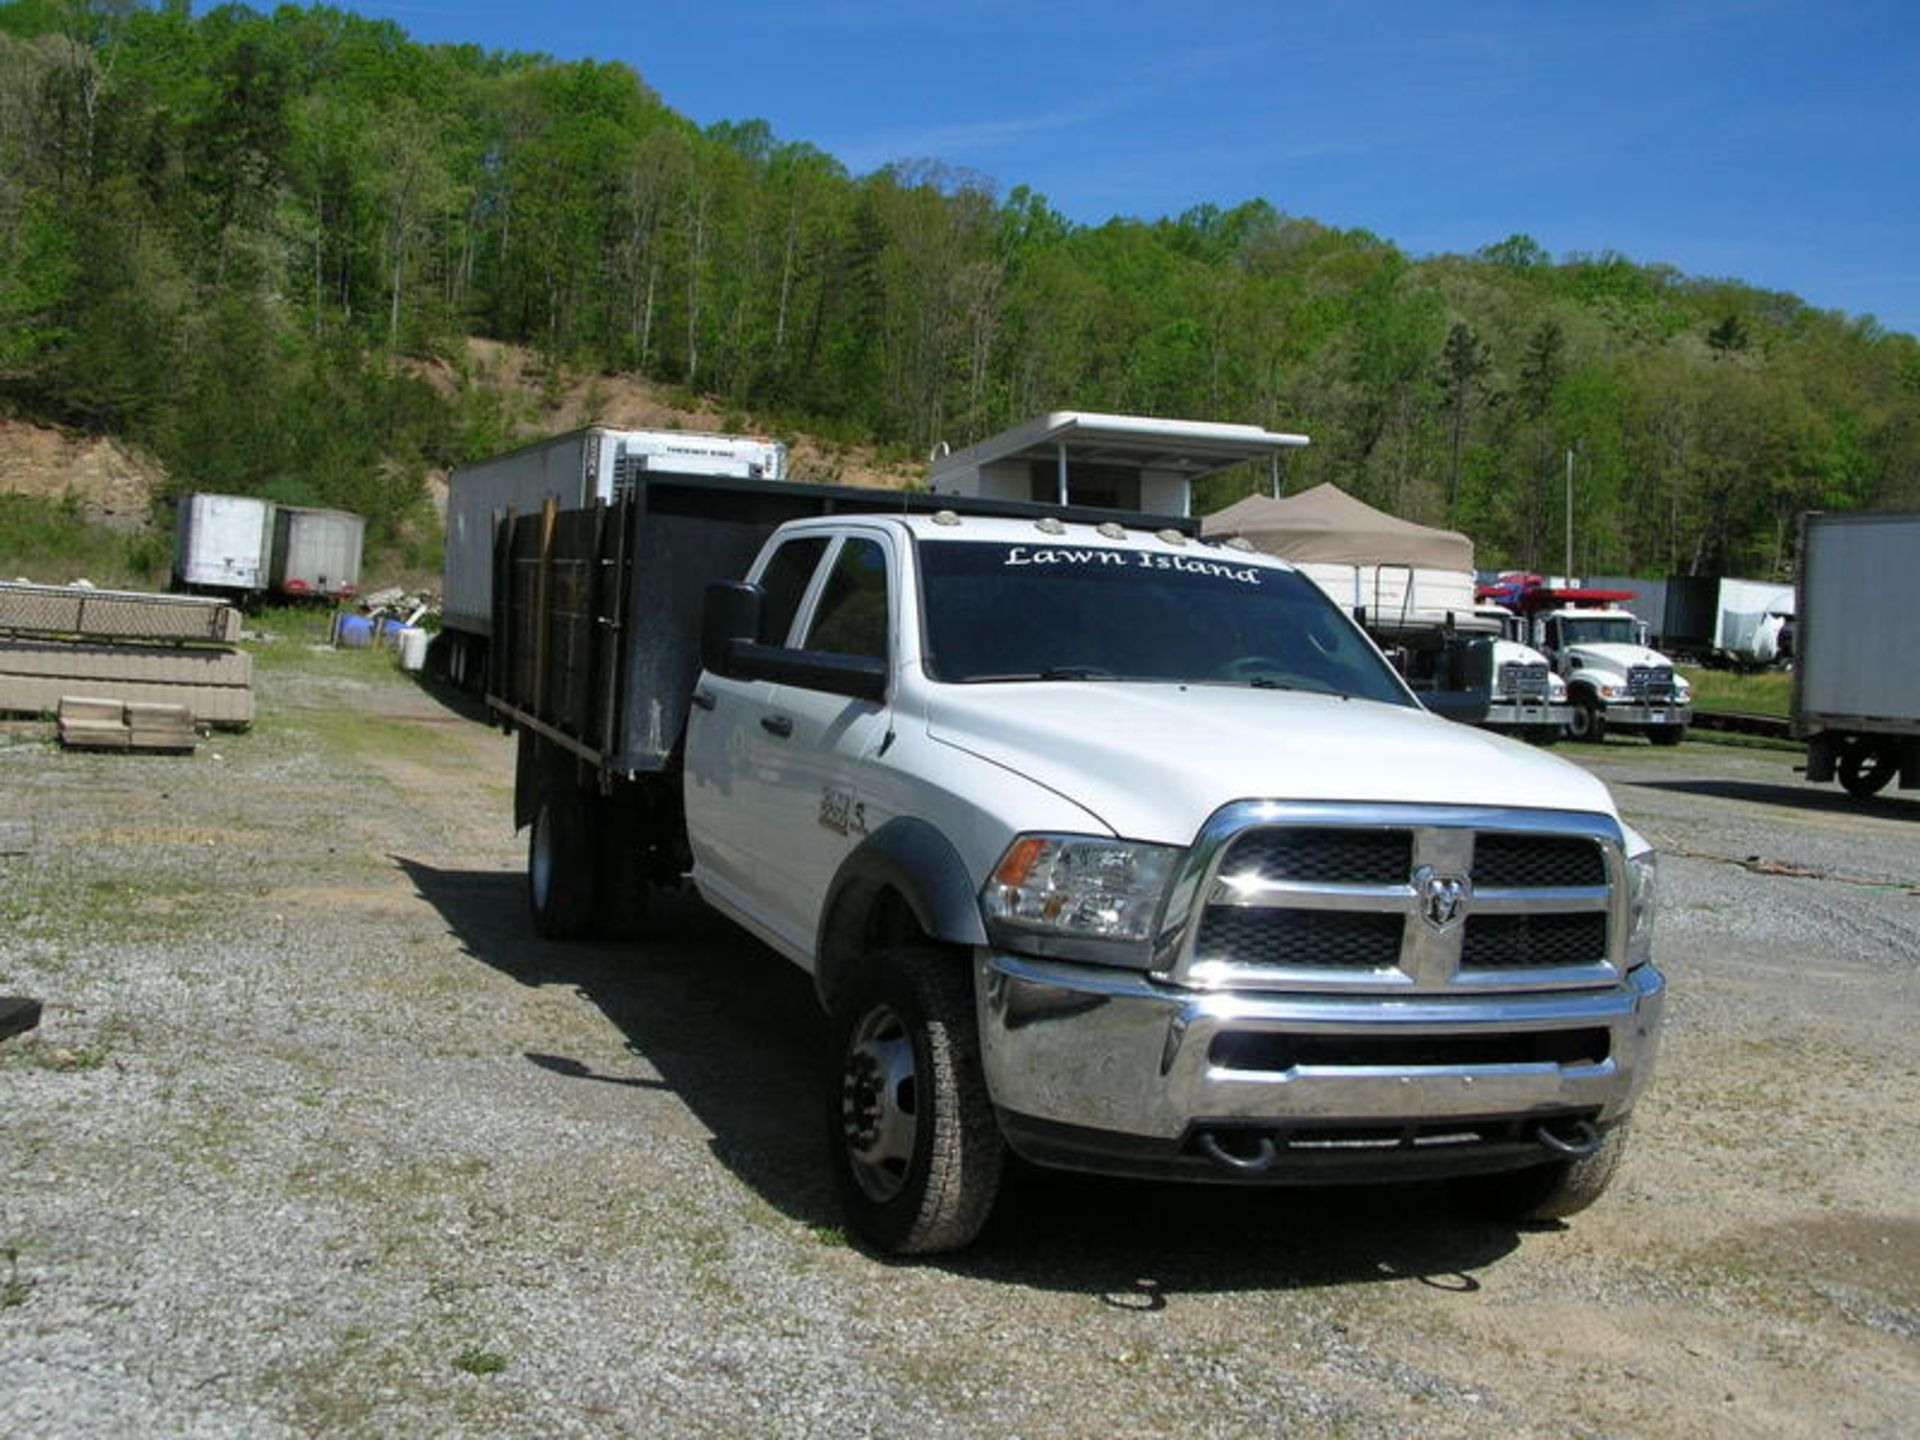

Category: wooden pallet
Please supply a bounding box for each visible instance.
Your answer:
[57,695,197,753]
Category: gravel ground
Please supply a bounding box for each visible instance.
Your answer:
[2,640,1917,1438]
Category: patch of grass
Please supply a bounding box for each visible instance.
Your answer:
[2,1247,33,1308]
[1681,665,1791,718]
[453,1345,508,1376]
[0,494,169,589]
[0,1036,115,1074]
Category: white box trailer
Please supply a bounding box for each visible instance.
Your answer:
[174,493,276,597]
[270,506,366,600]
[1794,510,1920,796]
[439,427,788,682]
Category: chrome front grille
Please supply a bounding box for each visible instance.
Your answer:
[1159,803,1624,995]
[1496,660,1551,702]
[1626,665,1675,701]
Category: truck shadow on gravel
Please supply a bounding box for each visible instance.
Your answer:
[1627,776,1919,818]
[400,859,1529,1296]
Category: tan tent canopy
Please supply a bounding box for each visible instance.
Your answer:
[1202,483,1474,571]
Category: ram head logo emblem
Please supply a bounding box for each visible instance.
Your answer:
[1413,866,1471,931]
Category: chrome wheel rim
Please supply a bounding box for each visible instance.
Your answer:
[840,1002,918,1202]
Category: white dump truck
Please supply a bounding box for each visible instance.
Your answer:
[486,461,1665,1254]
[1476,606,1573,742]
[1491,578,1693,744]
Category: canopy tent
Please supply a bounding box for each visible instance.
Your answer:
[1201,483,1474,571]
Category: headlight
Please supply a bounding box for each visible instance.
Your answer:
[982,834,1179,964]
[1672,677,1692,700]
[1548,674,1568,700]
[1624,836,1657,970]
[1598,683,1619,699]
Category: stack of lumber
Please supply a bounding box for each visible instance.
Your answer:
[0,581,252,729]
[57,696,197,753]
[0,581,242,643]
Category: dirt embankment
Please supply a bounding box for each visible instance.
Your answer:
[1,340,920,539]
[0,420,165,532]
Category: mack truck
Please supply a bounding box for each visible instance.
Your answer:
[1485,577,1692,745]
[1475,607,1573,743]
[485,469,1664,1254]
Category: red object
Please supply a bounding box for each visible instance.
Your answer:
[1479,573,1636,615]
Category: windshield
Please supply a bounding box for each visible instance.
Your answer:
[916,539,1414,706]
[1559,615,1638,646]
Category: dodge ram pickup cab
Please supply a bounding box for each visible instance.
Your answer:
[491,478,1665,1254]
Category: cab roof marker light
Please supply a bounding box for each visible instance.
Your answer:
[1222,536,1256,553]
[1096,522,1128,540]
[932,509,962,526]
[1035,517,1067,535]
[1157,528,1188,546]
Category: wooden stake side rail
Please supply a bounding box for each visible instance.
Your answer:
[483,470,1201,777]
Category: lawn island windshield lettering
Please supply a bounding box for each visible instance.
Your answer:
[489,476,1664,1256]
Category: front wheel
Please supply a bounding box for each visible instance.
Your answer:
[1566,697,1607,743]
[828,949,1005,1255]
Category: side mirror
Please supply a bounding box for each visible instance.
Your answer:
[702,580,763,677]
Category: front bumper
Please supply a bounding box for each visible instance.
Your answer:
[1483,699,1574,729]
[1602,701,1692,727]
[977,951,1665,1182]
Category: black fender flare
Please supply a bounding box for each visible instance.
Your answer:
[814,818,985,1010]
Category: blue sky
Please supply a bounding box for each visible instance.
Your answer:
[328,1,1917,335]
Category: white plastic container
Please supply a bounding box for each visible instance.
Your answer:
[396,627,429,672]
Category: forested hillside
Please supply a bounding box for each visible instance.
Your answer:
[2,1,1916,576]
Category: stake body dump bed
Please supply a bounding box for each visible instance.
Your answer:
[486,471,1196,775]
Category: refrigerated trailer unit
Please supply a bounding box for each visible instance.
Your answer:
[441,427,789,684]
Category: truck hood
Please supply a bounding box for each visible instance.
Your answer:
[1568,642,1670,675]
[1490,640,1549,667]
[923,683,1616,845]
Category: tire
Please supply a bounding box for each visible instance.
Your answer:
[1461,1120,1632,1222]
[828,949,1005,1255]
[1838,739,1897,798]
[1566,697,1607,743]
[1646,725,1686,747]
[528,792,600,940]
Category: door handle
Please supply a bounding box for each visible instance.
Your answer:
[761,714,794,738]
[690,689,716,711]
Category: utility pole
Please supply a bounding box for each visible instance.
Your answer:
[1564,440,1581,582]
